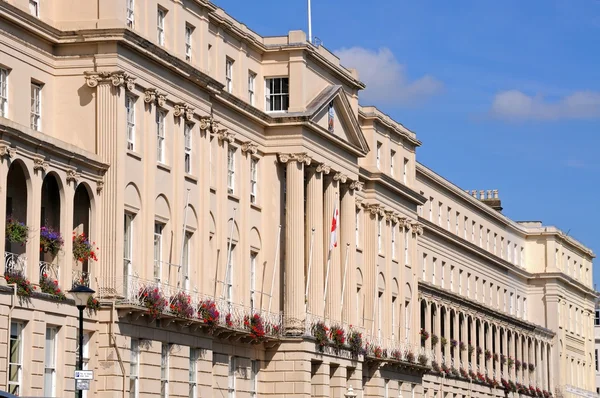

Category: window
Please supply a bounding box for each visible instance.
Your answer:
[29,0,39,17]
[124,213,134,276]
[8,322,23,395]
[384,379,389,398]
[428,198,433,222]
[225,58,234,93]
[377,216,383,254]
[404,300,411,343]
[185,24,193,61]
[182,232,191,289]
[494,233,497,254]
[458,270,463,294]
[157,7,166,46]
[154,223,163,282]
[0,67,8,117]
[265,77,289,112]
[471,221,475,242]
[509,292,514,315]
[250,252,257,312]
[438,202,442,226]
[475,277,478,300]
[44,327,57,397]
[390,150,395,176]
[250,360,258,398]
[467,273,471,298]
[355,209,360,247]
[189,348,198,398]
[403,158,408,184]
[463,216,468,239]
[596,350,598,372]
[455,212,460,235]
[126,0,135,28]
[595,310,599,326]
[441,262,445,288]
[228,356,236,398]
[391,222,397,259]
[250,158,258,204]
[161,343,170,398]
[156,109,166,163]
[404,225,409,264]
[248,72,256,105]
[79,332,91,398]
[508,240,512,262]
[126,95,136,151]
[501,237,504,259]
[486,229,490,251]
[376,142,382,169]
[225,244,236,306]
[130,339,139,398]
[31,82,42,131]
[377,291,383,339]
[391,296,397,341]
[503,289,507,311]
[422,254,427,281]
[432,258,437,285]
[447,207,451,230]
[450,265,454,291]
[227,147,236,194]
[184,123,192,174]
[479,226,483,247]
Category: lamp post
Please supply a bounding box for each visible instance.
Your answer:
[69,284,95,398]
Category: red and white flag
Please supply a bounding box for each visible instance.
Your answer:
[329,205,339,251]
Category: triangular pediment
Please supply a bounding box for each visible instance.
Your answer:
[308,86,369,155]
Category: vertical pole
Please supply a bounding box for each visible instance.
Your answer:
[78,306,84,398]
[308,0,312,43]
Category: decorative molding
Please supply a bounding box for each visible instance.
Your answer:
[349,180,364,192]
[199,116,212,131]
[410,221,424,236]
[174,103,194,121]
[316,163,331,175]
[157,93,167,108]
[278,153,312,166]
[143,89,167,107]
[355,198,363,209]
[216,129,235,144]
[333,172,348,183]
[96,180,104,195]
[66,168,80,186]
[366,203,385,217]
[85,71,135,90]
[32,156,48,173]
[241,141,258,155]
[0,145,16,159]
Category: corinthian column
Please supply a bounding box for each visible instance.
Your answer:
[341,180,361,325]
[85,71,134,295]
[279,153,311,334]
[324,173,344,322]
[306,164,327,317]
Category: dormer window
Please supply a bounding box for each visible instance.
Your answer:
[265,77,289,112]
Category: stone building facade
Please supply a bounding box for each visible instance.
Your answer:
[0,0,595,397]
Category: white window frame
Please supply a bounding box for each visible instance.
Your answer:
[184,123,192,174]
[455,211,460,235]
[250,360,258,398]
[390,150,395,176]
[265,77,289,112]
[126,0,135,28]
[182,232,191,290]
[355,209,360,247]
[403,226,409,265]
[450,266,454,292]
[31,81,42,131]
[154,222,163,283]
[44,327,57,397]
[156,109,166,163]
[404,300,411,343]
[422,254,427,281]
[228,356,236,398]
[376,142,382,169]
[157,7,166,46]
[432,258,436,285]
[124,213,134,276]
[227,147,236,194]
[29,0,39,17]
[81,332,91,398]
[248,72,256,105]
[441,262,445,289]
[447,207,451,230]
[429,198,433,222]
[225,58,234,93]
[403,158,408,184]
[391,222,397,259]
[391,296,397,341]
[8,322,23,395]
[225,244,235,307]
[458,270,463,295]
[463,216,467,239]
[0,67,8,118]
[130,339,139,398]
[377,216,383,254]
[126,95,136,151]
[479,225,483,247]
[185,24,193,62]
[438,202,442,226]
[189,348,198,398]
[250,251,257,313]
[250,157,258,204]
[377,291,383,340]
[161,343,170,398]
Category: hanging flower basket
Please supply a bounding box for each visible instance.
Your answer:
[508,357,514,368]
[440,337,448,347]
[417,354,428,366]
[515,359,522,370]
[139,285,167,320]
[39,226,64,255]
[4,270,33,297]
[87,295,101,315]
[39,274,66,301]
[6,217,28,244]
[197,299,220,332]
[406,351,416,363]
[244,313,266,342]
[420,328,430,341]
[528,363,535,372]
[329,325,345,352]
[347,328,363,357]
[169,291,194,318]
[431,334,439,346]
[391,349,402,361]
[459,341,466,351]
[468,344,475,355]
[312,321,329,351]
[72,232,98,262]
[485,349,492,360]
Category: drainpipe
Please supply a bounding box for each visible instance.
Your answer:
[110,301,127,398]
[5,283,16,389]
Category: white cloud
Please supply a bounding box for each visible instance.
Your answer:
[334,47,443,106]
[490,90,600,121]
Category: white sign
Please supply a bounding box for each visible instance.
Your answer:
[74,370,94,380]
[76,379,90,391]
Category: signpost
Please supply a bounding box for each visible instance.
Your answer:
[75,370,93,391]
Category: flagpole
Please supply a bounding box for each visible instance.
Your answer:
[340,243,350,314]
[267,225,282,314]
[304,228,315,315]
[307,0,312,43]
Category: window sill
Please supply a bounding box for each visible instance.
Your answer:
[228,194,240,202]
[184,174,198,183]
[157,162,171,172]
[250,203,262,212]
[210,186,216,193]
[127,150,142,160]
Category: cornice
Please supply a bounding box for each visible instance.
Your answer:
[359,167,427,207]
[419,281,555,340]
[358,107,421,147]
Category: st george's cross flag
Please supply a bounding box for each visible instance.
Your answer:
[329,204,339,251]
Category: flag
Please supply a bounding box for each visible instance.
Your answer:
[329,205,338,251]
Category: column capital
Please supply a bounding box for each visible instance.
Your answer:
[241,141,258,155]
[216,129,235,144]
[410,221,424,236]
[66,168,80,186]
[173,103,195,121]
[366,203,385,217]
[333,172,348,183]
[315,163,331,174]
[349,180,364,192]
[32,156,48,173]
[143,88,168,107]
[85,71,135,91]
[0,144,16,159]
[278,152,312,165]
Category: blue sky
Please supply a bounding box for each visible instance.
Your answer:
[215,0,600,285]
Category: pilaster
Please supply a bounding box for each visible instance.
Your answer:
[341,181,359,325]
[305,165,325,317]
[324,173,342,322]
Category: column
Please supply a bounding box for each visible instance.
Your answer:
[434,303,442,361]
[27,167,43,284]
[443,307,451,364]
[536,339,542,387]
[341,180,360,325]
[478,319,485,372]
[324,173,342,322]
[460,312,467,368]
[279,153,311,333]
[85,72,132,295]
[363,205,379,336]
[0,151,9,268]
[494,324,500,377]
[305,165,326,317]
[470,316,476,367]
[548,344,554,393]
[486,322,492,374]
[425,300,432,353]
[453,310,459,366]
[509,330,515,381]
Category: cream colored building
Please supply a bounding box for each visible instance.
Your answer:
[0,0,595,397]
